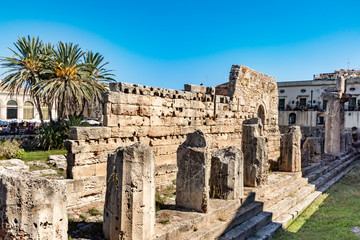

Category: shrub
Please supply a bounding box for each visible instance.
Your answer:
[37,113,90,150]
[0,140,25,159]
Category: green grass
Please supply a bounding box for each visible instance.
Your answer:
[274,161,360,240]
[88,208,103,216]
[21,149,67,162]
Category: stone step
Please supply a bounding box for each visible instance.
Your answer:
[258,177,309,210]
[179,201,264,240]
[244,172,302,199]
[217,212,273,240]
[305,153,352,182]
[302,162,322,176]
[248,154,358,240]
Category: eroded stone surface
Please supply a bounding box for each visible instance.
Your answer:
[48,155,67,171]
[303,137,322,164]
[210,146,243,200]
[103,142,155,240]
[176,130,210,213]
[345,130,353,153]
[0,167,68,240]
[279,126,302,172]
[242,118,268,187]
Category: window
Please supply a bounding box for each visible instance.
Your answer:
[317,116,324,125]
[350,87,356,91]
[349,97,357,111]
[299,98,307,107]
[279,89,285,93]
[279,99,285,110]
[323,100,327,110]
[23,101,34,120]
[7,100,18,119]
[301,89,306,93]
[41,104,49,120]
[289,113,296,125]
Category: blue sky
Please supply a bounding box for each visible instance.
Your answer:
[1,0,360,90]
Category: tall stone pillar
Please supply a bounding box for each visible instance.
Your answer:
[279,126,302,172]
[176,130,210,213]
[242,118,268,187]
[210,146,244,200]
[103,142,155,240]
[321,76,350,155]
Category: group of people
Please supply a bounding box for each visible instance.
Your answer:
[0,122,41,135]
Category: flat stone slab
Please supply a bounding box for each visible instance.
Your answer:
[0,159,29,171]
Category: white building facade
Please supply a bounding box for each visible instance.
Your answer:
[0,87,56,121]
[277,72,360,129]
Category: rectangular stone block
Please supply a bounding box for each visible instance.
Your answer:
[103,142,155,240]
[176,130,209,213]
[279,126,302,172]
[69,127,111,140]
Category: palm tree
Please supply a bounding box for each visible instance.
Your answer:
[80,51,115,116]
[38,42,115,121]
[0,36,48,123]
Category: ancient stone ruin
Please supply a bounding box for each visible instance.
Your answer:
[0,64,358,240]
[0,166,67,240]
[242,118,268,187]
[103,142,155,240]
[279,126,301,172]
[321,75,350,155]
[176,130,210,213]
[210,146,243,200]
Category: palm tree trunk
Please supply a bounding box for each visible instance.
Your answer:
[34,95,44,124]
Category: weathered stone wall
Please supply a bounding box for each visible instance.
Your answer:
[65,65,281,187]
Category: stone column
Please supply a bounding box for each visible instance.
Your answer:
[303,137,322,163]
[279,126,302,172]
[345,130,353,153]
[210,146,244,200]
[103,142,155,240]
[242,118,268,187]
[0,167,68,240]
[176,130,210,213]
[321,76,350,155]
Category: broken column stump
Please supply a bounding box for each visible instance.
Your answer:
[242,118,268,187]
[0,167,68,240]
[303,137,322,164]
[279,126,302,172]
[210,146,244,200]
[103,142,155,240]
[176,130,210,213]
[345,130,353,153]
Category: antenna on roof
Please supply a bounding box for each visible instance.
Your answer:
[347,58,350,69]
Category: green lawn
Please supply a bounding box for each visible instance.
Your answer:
[21,149,67,162]
[274,161,360,240]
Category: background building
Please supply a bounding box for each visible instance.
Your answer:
[278,69,360,129]
[0,87,56,121]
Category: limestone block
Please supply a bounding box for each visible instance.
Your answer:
[184,84,206,93]
[111,103,139,115]
[0,159,29,171]
[47,155,67,171]
[103,142,155,240]
[69,127,111,140]
[67,163,107,179]
[279,126,302,172]
[345,130,353,153]
[301,149,308,168]
[242,118,268,187]
[176,130,210,213]
[0,167,67,240]
[303,137,322,164]
[210,146,243,200]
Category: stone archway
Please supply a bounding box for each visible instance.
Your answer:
[257,104,265,125]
